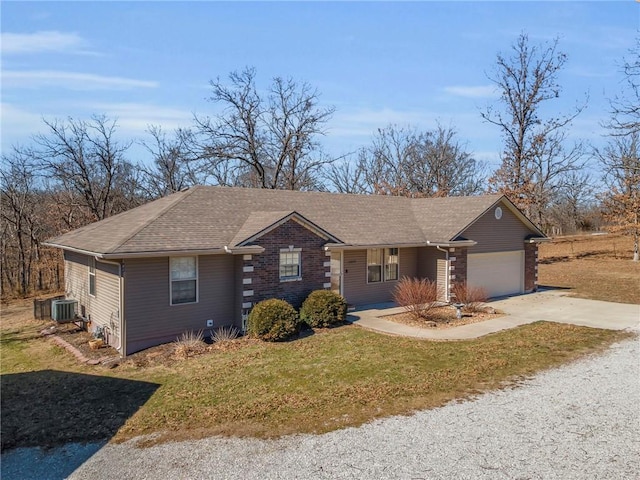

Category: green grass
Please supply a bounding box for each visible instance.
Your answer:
[1,318,633,449]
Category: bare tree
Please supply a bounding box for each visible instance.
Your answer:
[547,171,596,235]
[193,67,335,190]
[607,37,640,136]
[482,33,586,230]
[325,150,370,194]
[596,133,640,261]
[139,126,205,199]
[32,115,139,221]
[1,148,62,296]
[326,124,484,197]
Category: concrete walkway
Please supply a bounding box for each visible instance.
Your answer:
[348,289,640,340]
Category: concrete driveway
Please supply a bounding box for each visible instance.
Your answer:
[350,289,640,340]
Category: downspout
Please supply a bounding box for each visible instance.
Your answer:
[97,258,123,353]
[435,245,450,303]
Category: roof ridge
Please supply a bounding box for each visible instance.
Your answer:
[110,187,198,253]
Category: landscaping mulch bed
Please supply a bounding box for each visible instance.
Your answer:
[383,306,503,329]
[43,322,119,362]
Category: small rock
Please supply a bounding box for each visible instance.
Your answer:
[424,321,437,328]
[485,307,497,314]
[41,326,57,336]
[102,357,121,369]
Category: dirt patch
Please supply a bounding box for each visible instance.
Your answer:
[43,322,120,362]
[383,306,503,329]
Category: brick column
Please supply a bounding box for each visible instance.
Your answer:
[524,242,538,292]
[448,247,468,300]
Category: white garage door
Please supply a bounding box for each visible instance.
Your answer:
[467,251,524,298]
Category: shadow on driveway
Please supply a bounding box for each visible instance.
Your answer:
[1,369,159,478]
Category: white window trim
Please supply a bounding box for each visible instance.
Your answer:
[279,248,302,282]
[366,248,400,284]
[385,247,400,282]
[169,256,199,306]
[88,256,96,297]
[366,248,383,284]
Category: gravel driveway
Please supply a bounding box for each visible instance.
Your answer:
[3,329,638,480]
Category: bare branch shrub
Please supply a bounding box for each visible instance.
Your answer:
[211,326,239,343]
[450,282,489,313]
[392,277,439,321]
[174,329,206,358]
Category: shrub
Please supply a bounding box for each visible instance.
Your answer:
[300,290,348,328]
[247,298,299,342]
[392,276,439,321]
[450,282,489,312]
[211,325,239,342]
[174,329,207,358]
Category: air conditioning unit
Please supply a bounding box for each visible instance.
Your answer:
[52,299,78,323]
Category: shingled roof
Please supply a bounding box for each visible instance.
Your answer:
[45,186,542,257]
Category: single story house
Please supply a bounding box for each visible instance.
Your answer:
[44,186,547,355]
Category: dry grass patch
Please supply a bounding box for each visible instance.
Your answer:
[113,323,631,445]
[539,234,640,304]
[1,296,634,450]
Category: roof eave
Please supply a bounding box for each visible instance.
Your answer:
[43,242,244,259]
[223,245,266,255]
[324,239,477,251]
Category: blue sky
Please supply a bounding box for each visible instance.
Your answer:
[1,1,638,170]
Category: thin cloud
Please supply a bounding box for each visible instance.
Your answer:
[330,107,440,138]
[443,85,497,99]
[82,102,193,133]
[1,31,91,55]
[3,71,158,90]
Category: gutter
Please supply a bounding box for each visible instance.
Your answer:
[525,237,552,243]
[223,245,266,255]
[324,240,477,251]
[43,243,234,259]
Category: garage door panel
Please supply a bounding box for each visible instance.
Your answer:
[467,251,524,298]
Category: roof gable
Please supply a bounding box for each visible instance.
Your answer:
[231,211,341,247]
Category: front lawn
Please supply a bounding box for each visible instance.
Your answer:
[1,304,632,449]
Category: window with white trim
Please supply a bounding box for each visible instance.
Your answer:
[367,248,399,283]
[367,248,383,283]
[384,248,399,281]
[170,256,198,305]
[280,249,302,281]
[88,257,96,296]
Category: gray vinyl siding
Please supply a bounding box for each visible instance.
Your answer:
[461,203,537,254]
[123,254,236,354]
[343,248,417,306]
[417,247,445,280]
[64,251,121,348]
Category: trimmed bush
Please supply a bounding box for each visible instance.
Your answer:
[247,298,299,342]
[300,290,348,328]
[450,282,489,313]
[392,276,439,321]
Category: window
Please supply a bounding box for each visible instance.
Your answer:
[280,249,301,281]
[384,248,399,281]
[367,248,399,283]
[170,256,198,305]
[88,257,96,296]
[367,248,383,283]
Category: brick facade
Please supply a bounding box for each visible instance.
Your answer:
[242,219,330,309]
[524,242,538,292]
[449,246,468,295]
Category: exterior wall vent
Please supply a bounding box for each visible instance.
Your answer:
[52,299,78,323]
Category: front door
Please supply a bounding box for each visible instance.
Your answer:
[330,251,343,296]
